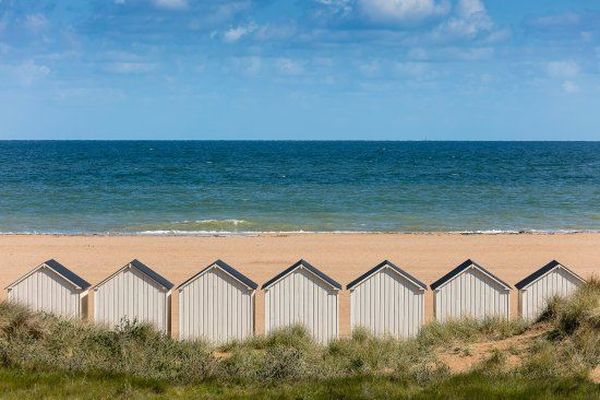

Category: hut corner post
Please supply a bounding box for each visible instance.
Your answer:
[170,290,179,340]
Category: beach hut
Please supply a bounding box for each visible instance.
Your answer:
[93,259,173,333]
[347,260,427,338]
[5,259,90,318]
[177,260,257,343]
[431,259,511,322]
[263,259,340,343]
[515,260,585,321]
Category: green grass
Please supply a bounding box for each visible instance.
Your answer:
[0,367,597,399]
[416,316,529,348]
[520,277,600,378]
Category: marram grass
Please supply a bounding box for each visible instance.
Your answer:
[0,281,599,398]
[0,367,597,400]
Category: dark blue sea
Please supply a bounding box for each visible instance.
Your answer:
[0,141,599,234]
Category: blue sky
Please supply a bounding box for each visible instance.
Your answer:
[0,0,599,140]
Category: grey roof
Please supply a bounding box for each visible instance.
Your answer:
[262,259,341,290]
[6,259,91,291]
[515,260,586,290]
[430,259,511,291]
[178,259,258,290]
[95,259,173,290]
[347,260,427,290]
[129,259,173,289]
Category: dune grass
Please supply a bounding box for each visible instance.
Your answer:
[520,277,600,378]
[416,316,529,348]
[0,281,598,398]
[0,302,216,383]
[0,367,597,399]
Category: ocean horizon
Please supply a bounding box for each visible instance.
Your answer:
[1,140,599,235]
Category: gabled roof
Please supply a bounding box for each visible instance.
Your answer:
[6,259,91,291]
[347,260,427,290]
[177,259,258,291]
[430,259,511,291]
[515,260,586,290]
[262,259,341,290]
[94,259,173,290]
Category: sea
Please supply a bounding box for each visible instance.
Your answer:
[0,141,598,235]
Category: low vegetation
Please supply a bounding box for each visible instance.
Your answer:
[520,277,600,379]
[0,280,598,398]
[0,368,598,400]
[417,316,529,347]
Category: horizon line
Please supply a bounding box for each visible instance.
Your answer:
[1,139,599,143]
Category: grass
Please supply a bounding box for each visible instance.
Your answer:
[416,316,529,347]
[0,303,216,382]
[519,277,600,378]
[0,281,598,398]
[0,367,597,399]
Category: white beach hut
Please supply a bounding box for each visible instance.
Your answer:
[93,259,173,333]
[263,259,340,343]
[5,259,90,318]
[515,260,585,321]
[347,260,427,338]
[431,259,511,322]
[177,259,257,343]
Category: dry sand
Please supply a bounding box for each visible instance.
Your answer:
[1,233,598,338]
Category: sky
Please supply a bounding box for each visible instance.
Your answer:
[0,0,599,140]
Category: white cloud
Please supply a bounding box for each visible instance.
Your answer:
[276,58,305,75]
[358,0,450,25]
[544,61,580,94]
[406,46,493,62]
[562,80,579,93]
[17,61,50,85]
[106,62,156,74]
[434,0,493,39]
[456,0,484,17]
[358,60,381,76]
[546,60,579,78]
[254,24,297,41]
[152,0,187,10]
[232,56,262,76]
[223,23,257,43]
[220,22,296,43]
[530,12,580,28]
[206,1,252,25]
[482,28,510,43]
[24,14,48,32]
[314,0,354,19]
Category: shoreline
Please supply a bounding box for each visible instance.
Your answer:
[1,229,599,237]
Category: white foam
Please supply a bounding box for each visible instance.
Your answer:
[0,229,598,236]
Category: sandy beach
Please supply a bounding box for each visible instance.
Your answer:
[1,233,598,337]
